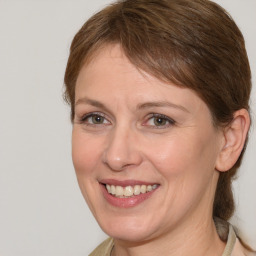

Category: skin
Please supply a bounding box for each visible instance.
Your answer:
[72,44,248,256]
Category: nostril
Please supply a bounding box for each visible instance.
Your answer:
[102,156,129,171]
[102,131,143,172]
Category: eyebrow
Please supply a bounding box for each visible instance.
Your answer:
[75,97,110,112]
[137,101,190,113]
[75,97,189,113]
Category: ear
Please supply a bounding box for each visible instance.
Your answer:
[215,109,250,172]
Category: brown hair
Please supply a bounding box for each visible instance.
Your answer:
[64,0,251,226]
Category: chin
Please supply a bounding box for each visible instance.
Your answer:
[97,213,160,242]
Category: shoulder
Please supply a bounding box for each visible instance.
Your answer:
[89,237,114,256]
[226,225,256,256]
[232,239,256,256]
[214,218,255,256]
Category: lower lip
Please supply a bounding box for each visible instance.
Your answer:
[100,184,159,208]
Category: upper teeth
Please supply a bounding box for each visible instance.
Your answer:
[106,184,158,197]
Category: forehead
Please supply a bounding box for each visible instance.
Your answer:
[77,44,138,85]
[75,44,208,115]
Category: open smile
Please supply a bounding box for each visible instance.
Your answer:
[100,180,160,208]
[105,184,158,197]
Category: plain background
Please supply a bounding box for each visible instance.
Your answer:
[0,0,255,255]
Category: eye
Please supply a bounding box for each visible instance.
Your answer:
[80,113,110,125]
[153,117,168,126]
[90,115,105,124]
[145,114,175,128]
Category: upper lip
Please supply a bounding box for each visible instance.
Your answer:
[100,179,159,187]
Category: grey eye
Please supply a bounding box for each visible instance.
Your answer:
[91,115,105,124]
[154,117,167,126]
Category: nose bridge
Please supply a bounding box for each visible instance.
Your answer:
[103,123,141,171]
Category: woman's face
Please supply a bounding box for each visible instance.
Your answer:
[72,44,223,242]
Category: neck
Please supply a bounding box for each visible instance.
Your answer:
[112,215,225,256]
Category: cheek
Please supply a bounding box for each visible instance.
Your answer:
[145,134,196,173]
[72,129,103,177]
[145,130,218,183]
[71,129,105,214]
[145,132,219,218]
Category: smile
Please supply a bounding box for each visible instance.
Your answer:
[100,180,160,208]
[105,184,158,198]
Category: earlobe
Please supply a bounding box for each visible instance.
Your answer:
[215,109,250,172]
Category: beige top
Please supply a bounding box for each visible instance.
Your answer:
[89,220,254,256]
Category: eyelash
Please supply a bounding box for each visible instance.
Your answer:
[78,112,175,128]
[79,112,110,126]
[144,113,176,128]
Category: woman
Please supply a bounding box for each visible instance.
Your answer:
[64,0,254,255]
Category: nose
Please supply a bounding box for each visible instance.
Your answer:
[102,126,143,171]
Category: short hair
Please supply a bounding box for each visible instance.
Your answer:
[64,0,251,221]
